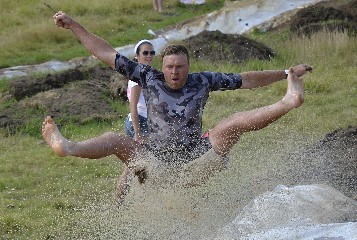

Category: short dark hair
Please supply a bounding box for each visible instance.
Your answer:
[162,44,190,64]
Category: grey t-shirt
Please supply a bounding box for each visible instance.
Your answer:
[115,53,242,154]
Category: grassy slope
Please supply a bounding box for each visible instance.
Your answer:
[0,0,225,68]
[1,1,357,239]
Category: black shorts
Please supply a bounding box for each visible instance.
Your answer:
[144,133,212,164]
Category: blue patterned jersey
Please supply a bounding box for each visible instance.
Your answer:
[115,53,242,152]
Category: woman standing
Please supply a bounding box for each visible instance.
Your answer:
[152,0,163,12]
[124,39,156,143]
[113,40,156,205]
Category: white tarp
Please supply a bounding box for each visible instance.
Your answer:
[240,222,357,239]
[214,184,357,240]
[180,0,206,4]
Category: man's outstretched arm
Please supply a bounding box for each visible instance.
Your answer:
[53,11,117,69]
[240,64,313,89]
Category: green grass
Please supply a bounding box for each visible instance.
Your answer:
[201,29,357,134]
[0,123,121,238]
[1,1,357,239]
[0,0,225,68]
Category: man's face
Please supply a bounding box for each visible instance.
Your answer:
[162,54,189,90]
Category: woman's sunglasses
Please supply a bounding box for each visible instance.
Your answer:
[142,51,156,56]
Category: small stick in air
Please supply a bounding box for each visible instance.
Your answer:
[43,3,57,13]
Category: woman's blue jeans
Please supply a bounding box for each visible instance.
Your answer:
[124,114,149,138]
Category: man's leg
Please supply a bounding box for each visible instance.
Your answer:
[209,68,304,156]
[115,165,132,206]
[41,116,138,163]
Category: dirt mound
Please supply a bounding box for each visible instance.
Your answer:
[7,65,124,101]
[0,65,127,133]
[285,126,357,198]
[289,0,357,36]
[9,68,86,101]
[182,30,275,63]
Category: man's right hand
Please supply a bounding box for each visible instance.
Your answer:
[53,11,73,29]
[52,11,118,69]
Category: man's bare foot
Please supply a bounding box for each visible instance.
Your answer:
[42,116,71,157]
[283,67,304,109]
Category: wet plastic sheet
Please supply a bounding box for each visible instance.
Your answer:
[215,184,357,239]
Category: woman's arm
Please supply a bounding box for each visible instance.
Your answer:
[129,85,144,142]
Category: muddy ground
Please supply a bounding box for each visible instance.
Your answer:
[0,0,356,196]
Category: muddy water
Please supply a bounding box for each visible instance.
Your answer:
[60,130,318,239]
